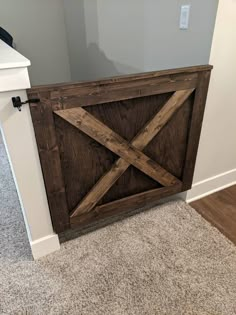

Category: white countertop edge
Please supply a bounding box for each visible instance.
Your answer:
[0,39,31,70]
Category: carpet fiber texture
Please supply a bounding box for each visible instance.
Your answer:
[0,133,32,262]
[1,134,236,314]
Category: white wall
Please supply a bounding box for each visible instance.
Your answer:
[0,0,71,85]
[63,0,218,81]
[0,40,60,259]
[186,0,236,201]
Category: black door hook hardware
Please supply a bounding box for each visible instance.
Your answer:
[12,96,40,111]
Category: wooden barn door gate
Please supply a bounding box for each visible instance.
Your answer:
[27,65,212,233]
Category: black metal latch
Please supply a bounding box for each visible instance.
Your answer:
[12,96,40,111]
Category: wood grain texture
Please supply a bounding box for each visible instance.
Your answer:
[190,185,236,245]
[67,89,193,218]
[55,107,180,187]
[144,95,193,179]
[28,65,212,93]
[182,71,211,190]
[53,74,197,109]
[27,65,212,233]
[70,183,182,228]
[29,93,70,233]
[27,68,211,109]
[55,93,170,212]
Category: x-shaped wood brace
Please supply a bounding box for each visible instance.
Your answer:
[55,89,194,218]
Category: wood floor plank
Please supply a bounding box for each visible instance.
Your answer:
[190,185,236,245]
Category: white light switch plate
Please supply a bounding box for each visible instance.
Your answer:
[180,5,191,30]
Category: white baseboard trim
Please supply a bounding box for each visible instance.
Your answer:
[30,234,60,260]
[186,169,236,203]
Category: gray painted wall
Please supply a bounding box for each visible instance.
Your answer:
[0,0,71,85]
[0,0,218,84]
[64,0,219,81]
[144,0,219,71]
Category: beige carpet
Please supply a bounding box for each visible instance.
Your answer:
[0,131,32,263]
[1,132,236,314]
[1,196,236,314]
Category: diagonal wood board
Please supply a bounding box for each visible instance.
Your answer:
[28,65,212,232]
[55,89,194,217]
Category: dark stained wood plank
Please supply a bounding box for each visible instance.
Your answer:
[182,71,211,190]
[28,65,213,93]
[55,107,180,187]
[70,89,193,217]
[28,65,212,233]
[70,183,182,228]
[28,93,70,233]
[190,185,236,245]
[131,89,194,148]
[55,93,169,212]
[70,158,133,217]
[144,95,193,179]
[27,67,213,110]
[56,74,197,108]
[28,74,198,110]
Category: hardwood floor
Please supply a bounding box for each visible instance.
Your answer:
[190,185,236,245]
